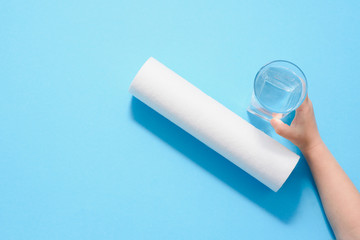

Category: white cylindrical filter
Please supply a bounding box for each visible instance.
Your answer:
[129,57,299,192]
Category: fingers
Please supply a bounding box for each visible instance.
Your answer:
[297,95,309,111]
[272,112,283,119]
[270,118,294,140]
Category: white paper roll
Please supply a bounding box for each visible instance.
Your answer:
[129,57,299,191]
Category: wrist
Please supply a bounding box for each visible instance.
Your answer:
[300,137,324,156]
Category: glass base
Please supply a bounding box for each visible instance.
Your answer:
[247,93,289,121]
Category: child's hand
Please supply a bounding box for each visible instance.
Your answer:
[270,96,323,153]
[271,97,360,239]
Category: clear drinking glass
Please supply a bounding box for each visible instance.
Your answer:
[248,60,308,121]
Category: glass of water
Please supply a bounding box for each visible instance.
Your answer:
[248,60,308,121]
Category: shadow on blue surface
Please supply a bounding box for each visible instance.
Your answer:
[130,96,331,229]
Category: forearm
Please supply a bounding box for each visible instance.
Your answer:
[302,141,360,239]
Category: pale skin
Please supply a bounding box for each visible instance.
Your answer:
[270,97,360,240]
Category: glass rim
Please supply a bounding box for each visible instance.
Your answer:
[253,60,308,114]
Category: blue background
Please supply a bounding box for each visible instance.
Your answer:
[1,0,359,239]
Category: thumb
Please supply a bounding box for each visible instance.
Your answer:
[270,118,294,140]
